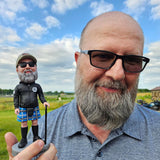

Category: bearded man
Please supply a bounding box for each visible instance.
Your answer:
[14,53,50,148]
[5,11,160,160]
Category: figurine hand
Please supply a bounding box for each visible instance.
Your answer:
[15,108,20,115]
[43,102,50,108]
[5,132,58,160]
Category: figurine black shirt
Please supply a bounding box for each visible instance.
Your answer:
[14,82,46,109]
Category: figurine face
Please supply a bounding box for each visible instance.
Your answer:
[16,58,37,73]
[16,58,38,83]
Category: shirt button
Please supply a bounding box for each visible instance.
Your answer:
[92,138,96,142]
[97,150,103,157]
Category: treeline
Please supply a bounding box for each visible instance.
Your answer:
[138,89,151,93]
[0,88,13,95]
[45,91,74,96]
[0,88,74,96]
[0,88,150,96]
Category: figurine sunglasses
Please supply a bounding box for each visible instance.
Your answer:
[81,50,150,73]
[18,61,36,68]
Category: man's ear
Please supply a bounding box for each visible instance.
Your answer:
[75,51,80,64]
[16,67,18,72]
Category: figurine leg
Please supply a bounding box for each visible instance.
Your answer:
[18,127,28,148]
[32,125,41,142]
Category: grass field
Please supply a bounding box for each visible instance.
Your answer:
[0,92,155,159]
[136,92,152,103]
[0,95,74,160]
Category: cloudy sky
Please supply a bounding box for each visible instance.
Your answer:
[0,0,160,92]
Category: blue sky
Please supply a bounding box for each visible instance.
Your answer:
[0,0,160,92]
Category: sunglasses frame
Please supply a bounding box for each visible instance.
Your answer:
[81,50,150,73]
[18,61,36,68]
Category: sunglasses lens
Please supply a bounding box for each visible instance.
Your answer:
[28,62,35,67]
[19,62,35,68]
[19,62,27,68]
[90,51,116,69]
[124,56,143,73]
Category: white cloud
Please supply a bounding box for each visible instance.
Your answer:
[139,41,160,89]
[25,23,47,39]
[29,36,79,67]
[0,45,23,89]
[146,41,160,70]
[31,0,48,8]
[90,0,114,16]
[0,0,27,21]
[45,16,60,28]
[51,0,88,14]
[0,36,79,91]
[0,25,21,43]
[149,0,160,20]
[124,0,147,19]
[150,0,160,5]
[124,0,160,20]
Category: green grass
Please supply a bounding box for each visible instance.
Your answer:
[0,110,54,159]
[0,96,14,111]
[0,95,74,159]
[136,92,156,103]
[0,110,20,159]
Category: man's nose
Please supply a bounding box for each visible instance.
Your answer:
[104,59,125,81]
[25,63,30,68]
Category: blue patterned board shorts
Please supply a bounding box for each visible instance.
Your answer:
[17,106,41,122]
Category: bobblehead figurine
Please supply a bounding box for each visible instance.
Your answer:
[13,53,50,148]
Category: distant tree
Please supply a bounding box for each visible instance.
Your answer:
[45,91,53,95]
[53,91,59,95]
[0,88,14,95]
[138,89,150,93]
[60,91,64,94]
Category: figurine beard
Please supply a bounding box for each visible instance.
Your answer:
[18,69,38,83]
[75,69,138,131]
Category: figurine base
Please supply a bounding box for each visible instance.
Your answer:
[12,140,50,160]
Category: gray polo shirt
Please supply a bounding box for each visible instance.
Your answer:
[28,98,160,160]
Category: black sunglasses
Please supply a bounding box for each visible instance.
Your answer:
[81,50,150,73]
[18,61,36,68]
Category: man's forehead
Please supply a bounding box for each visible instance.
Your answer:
[86,14,142,35]
[80,12,144,49]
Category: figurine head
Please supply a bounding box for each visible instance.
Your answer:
[16,53,38,83]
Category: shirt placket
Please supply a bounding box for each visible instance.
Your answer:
[81,125,106,160]
[82,125,124,160]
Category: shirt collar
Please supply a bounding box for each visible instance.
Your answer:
[64,99,142,141]
[20,81,35,85]
[122,104,142,140]
[64,98,83,137]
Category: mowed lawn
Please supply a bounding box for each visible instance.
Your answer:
[0,110,20,159]
[0,93,155,159]
[0,95,74,159]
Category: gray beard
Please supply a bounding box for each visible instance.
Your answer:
[75,69,138,131]
[18,69,38,83]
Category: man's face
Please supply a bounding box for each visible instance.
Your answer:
[75,14,144,130]
[16,58,38,83]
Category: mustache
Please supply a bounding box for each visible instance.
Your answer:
[95,79,127,93]
[24,69,33,74]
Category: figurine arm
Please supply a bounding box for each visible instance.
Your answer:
[13,86,20,109]
[37,84,47,104]
[37,84,50,107]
